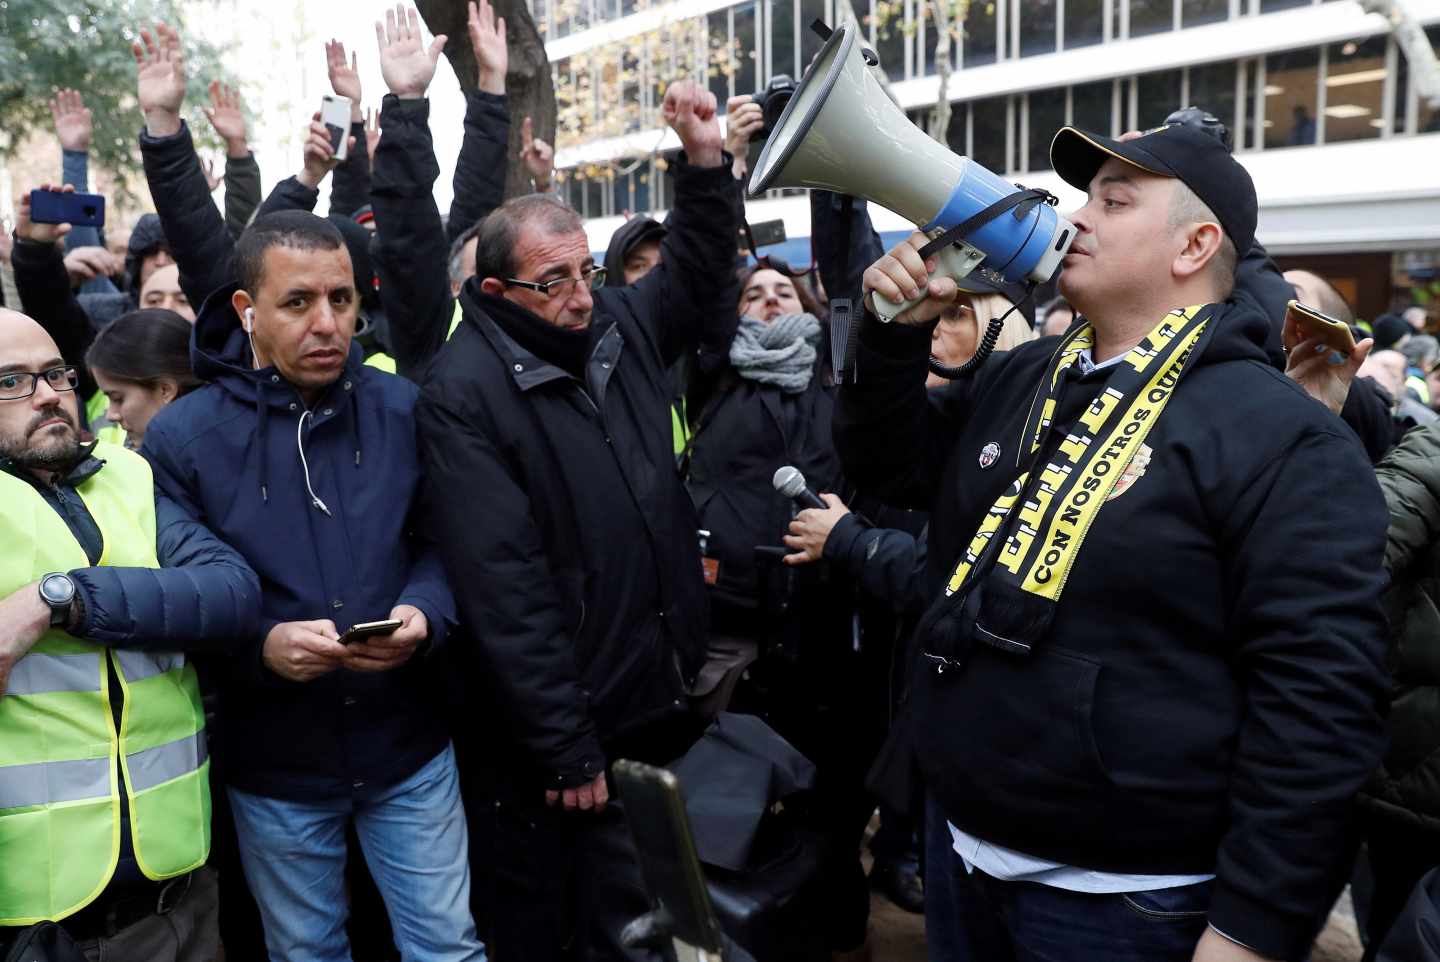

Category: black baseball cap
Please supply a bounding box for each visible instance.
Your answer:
[1050,124,1257,255]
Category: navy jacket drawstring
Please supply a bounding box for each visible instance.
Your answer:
[255,381,270,504]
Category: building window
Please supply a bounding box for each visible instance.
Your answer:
[1135,68,1181,127]
[1063,0,1103,50]
[1018,0,1056,57]
[1181,0,1227,28]
[1187,60,1237,134]
[1264,47,1320,148]
[1259,0,1310,11]
[635,160,654,213]
[770,0,797,81]
[734,2,760,96]
[1128,0,1173,38]
[708,10,733,104]
[1072,78,1114,135]
[962,0,999,67]
[1027,88,1066,170]
[1324,35,1386,143]
[1420,26,1440,133]
[970,95,1009,172]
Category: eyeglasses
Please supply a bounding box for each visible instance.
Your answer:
[0,366,80,401]
[503,266,607,298]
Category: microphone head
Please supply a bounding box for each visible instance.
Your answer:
[773,465,808,499]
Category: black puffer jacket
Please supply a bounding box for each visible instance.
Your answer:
[415,154,739,789]
[1361,420,1440,838]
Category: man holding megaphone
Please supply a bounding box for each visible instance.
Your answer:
[833,123,1390,961]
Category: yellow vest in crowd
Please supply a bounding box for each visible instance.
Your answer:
[0,443,209,925]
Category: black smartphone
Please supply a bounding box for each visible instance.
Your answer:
[337,618,402,646]
[612,760,726,960]
[747,218,787,249]
[29,189,105,228]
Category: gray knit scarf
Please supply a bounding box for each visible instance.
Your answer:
[729,313,823,394]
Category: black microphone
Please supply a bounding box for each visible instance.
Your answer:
[772,465,827,511]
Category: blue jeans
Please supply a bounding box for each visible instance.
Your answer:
[228,743,486,962]
[924,795,1210,962]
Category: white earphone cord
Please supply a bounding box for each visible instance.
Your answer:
[296,411,332,517]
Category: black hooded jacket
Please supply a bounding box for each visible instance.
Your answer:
[415,154,739,789]
[833,287,1389,960]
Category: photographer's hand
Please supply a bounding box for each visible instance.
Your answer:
[724,95,764,180]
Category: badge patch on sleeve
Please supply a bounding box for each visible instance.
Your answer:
[978,442,1002,470]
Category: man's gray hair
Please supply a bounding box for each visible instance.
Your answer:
[1402,334,1438,369]
[448,220,484,289]
[1169,182,1236,300]
[474,194,585,282]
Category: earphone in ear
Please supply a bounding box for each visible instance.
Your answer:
[243,308,255,333]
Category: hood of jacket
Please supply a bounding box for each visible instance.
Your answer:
[191,281,369,506]
[602,216,667,283]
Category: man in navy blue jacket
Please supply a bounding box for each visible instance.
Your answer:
[141,204,479,960]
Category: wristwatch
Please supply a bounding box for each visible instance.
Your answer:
[38,573,76,628]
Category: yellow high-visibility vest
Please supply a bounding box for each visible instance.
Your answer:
[0,443,209,924]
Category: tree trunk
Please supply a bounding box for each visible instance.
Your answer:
[416,0,556,199]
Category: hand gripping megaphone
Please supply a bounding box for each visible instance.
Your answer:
[747,20,1075,323]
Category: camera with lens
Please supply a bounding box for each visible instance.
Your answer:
[750,74,798,142]
[1164,105,1232,152]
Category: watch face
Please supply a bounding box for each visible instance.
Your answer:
[40,573,75,606]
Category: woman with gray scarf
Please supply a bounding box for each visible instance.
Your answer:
[682,263,875,961]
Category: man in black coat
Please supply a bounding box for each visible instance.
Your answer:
[415,79,736,962]
[838,125,1389,962]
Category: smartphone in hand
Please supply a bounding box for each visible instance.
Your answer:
[321,95,352,162]
[1284,299,1357,357]
[337,618,402,646]
[29,190,105,228]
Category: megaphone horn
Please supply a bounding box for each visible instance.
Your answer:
[748,21,1074,322]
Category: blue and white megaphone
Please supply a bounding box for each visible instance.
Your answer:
[747,20,1075,322]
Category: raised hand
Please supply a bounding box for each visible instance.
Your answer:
[325,39,364,119]
[200,156,221,192]
[661,79,724,168]
[64,246,122,286]
[375,4,447,101]
[364,107,382,162]
[50,89,93,153]
[520,117,554,192]
[203,81,250,156]
[132,22,186,138]
[14,184,76,246]
[297,114,354,190]
[468,0,507,95]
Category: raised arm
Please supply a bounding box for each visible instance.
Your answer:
[203,81,262,237]
[135,22,236,308]
[369,4,453,378]
[447,0,511,244]
[832,233,978,508]
[11,187,101,402]
[601,80,735,367]
[324,40,373,218]
[51,90,107,260]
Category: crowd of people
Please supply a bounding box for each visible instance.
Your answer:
[3,4,1440,962]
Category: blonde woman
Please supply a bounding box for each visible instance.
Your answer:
[926,288,1037,389]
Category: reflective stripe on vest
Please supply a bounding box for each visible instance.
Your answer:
[0,443,210,925]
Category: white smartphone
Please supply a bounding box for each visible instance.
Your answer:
[320,95,352,162]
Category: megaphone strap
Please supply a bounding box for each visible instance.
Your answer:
[917,186,1058,262]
